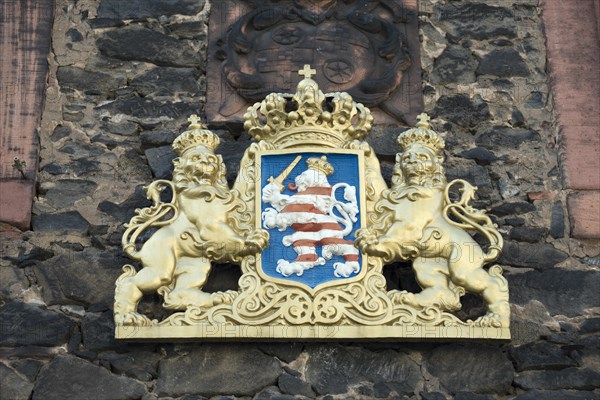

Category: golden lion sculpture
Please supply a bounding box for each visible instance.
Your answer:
[114,117,269,326]
[356,114,509,327]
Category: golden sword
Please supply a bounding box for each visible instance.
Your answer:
[268,155,303,192]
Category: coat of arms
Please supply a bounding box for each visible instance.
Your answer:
[114,66,509,340]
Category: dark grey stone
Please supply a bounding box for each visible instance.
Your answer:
[425,345,514,394]
[11,359,44,382]
[514,368,600,390]
[437,3,516,40]
[490,201,536,217]
[477,49,529,77]
[51,125,71,141]
[509,269,600,317]
[33,248,128,307]
[505,217,525,227]
[278,373,316,398]
[513,390,600,400]
[499,241,568,269]
[258,343,303,363]
[254,386,300,400]
[32,211,90,235]
[99,351,161,381]
[0,267,28,301]
[60,141,105,157]
[0,363,34,400]
[431,45,477,84]
[446,165,494,199]
[98,186,152,221]
[581,256,600,267]
[304,345,420,395]
[0,302,74,347]
[202,263,241,292]
[32,355,147,400]
[524,91,546,109]
[140,129,179,150]
[97,95,200,122]
[167,21,207,39]
[511,108,526,127]
[97,26,202,67]
[42,163,67,175]
[550,201,565,239]
[432,95,491,130]
[373,381,391,398]
[91,134,122,149]
[130,66,201,97]
[367,127,406,158]
[81,311,122,352]
[509,226,546,243]
[453,393,494,400]
[156,345,282,397]
[65,28,83,42]
[57,66,125,94]
[580,318,600,334]
[456,147,498,165]
[96,0,205,21]
[476,126,541,149]
[509,342,577,372]
[102,120,139,136]
[145,145,177,179]
[71,159,102,175]
[44,179,97,208]
[421,392,447,400]
[216,140,253,183]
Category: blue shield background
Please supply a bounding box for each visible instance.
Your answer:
[260,152,362,288]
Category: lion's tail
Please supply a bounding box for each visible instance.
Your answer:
[122,180,179,260]
[443,180,503,264]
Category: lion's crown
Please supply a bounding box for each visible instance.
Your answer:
[172,115,221,155]
[397,113,445,154]
[243,65,374,148]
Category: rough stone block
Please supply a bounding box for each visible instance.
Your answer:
[156,344,282,397]
[304,345,421,396]
[0,363,34,400]
[425,344,514,394]
[32,355,147,400]
[0,301,75,347]
[508,269,600,317]
[514,367,600,391]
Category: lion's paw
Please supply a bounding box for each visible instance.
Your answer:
[118,312,157,327]
[210,290,239,305]
[389,290,417,306]
[245,229,270,253]
[473,312,506,328]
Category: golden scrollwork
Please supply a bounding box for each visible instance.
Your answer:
[114,66,509,340]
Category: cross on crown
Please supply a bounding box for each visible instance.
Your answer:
[298,64,317,79]
[187,114,202,128]
[416,113,431,129]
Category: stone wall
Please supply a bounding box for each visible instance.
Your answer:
[1,0,599,399]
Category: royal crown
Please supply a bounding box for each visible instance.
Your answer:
[172,115,221,155]
[243,65,374,148]
[306,156,334,176]
[396,113,445,154]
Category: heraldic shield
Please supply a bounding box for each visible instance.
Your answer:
[114,65,510,340]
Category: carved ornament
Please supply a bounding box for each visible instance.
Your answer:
[114,66,509,340]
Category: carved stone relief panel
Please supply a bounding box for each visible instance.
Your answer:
[207,0,423,126]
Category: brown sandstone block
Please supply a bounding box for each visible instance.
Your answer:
[0,180,34,231]
[568,191,600,239]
